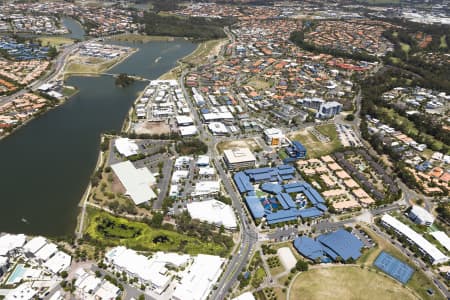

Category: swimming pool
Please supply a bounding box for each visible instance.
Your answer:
[6,264,26,285]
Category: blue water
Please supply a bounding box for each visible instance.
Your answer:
[7,264,26,284]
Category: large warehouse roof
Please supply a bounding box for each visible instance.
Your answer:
[111,161,157,205]
[381,214,448,264]
[187,200,237,229]
[294,229,363,262]
[317,229,363,261]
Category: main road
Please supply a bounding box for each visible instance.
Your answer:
[179,60,259,298]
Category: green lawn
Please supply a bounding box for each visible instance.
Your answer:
[290,124,342,158]
[439,35,448,49]
[357,226,445,300]
[289,266,417,300]
[85,208,230,256]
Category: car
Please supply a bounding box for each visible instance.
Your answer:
[426,289,434,295]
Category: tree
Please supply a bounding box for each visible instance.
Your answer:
[60,271,68,279]
[345,114,355,121]
[150,212,164,228]
[138,294,146,300]
[295,260,309,272]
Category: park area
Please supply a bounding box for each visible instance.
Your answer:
[289,266,417,300]
[84,209,230,256]
[289,124,342,158]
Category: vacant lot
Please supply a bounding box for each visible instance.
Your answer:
[216,138,261,154]
[289,124,342,158]
[38,36,74,48]
[289,266,417,300]
[85,209,230,256]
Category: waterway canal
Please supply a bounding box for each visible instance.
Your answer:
[0,39,197,236]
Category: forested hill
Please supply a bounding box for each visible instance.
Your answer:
[137,12,235,41]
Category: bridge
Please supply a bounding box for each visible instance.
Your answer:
[65,72,150,82]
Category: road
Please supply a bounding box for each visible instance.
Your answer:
[178,33,260,297]
[0,38,101,106]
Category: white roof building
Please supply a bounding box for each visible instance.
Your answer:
[105,247,189,295]
[172,170,189,184]
[199,167,216,177]
[172,254,224,300]
[44,251,71,274]
[430,231,450,252]
[223,148,256,170]
[75,268,102,294]
[232,292,256,300]
[192,181,220,197]
[187,200,237,229]
[277,247,297,271]
[179,125,198,136]
[0,234,26,256]
[208,122,228,135]
[176,116,194,126]
[35,243,58,262]
[5,282,38,300]
[114,138,139,157]
[263,128,284,146]
[196,155,210,167]
[409,205,435,226]
[94,281,121,300]
[381,214,448,264]
[23,236,47,255]
[111,161,157,205]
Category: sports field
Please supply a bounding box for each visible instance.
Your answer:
[289,266,418,300]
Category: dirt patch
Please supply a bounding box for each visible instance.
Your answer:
[134,121,171,135]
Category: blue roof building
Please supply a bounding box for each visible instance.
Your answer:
[285,141,307,160]
[317,229,364,261]
[294,237,324,260]
[298,207,323,219]
[294,229,363,262]
[245,196,265,219]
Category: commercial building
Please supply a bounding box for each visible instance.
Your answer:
[43,251,71,274]
[105,247,190,295]
[223,148,256,170]
[408,205,435,226]
[284,141,307,161]
[316,101,343,119]
[263,128,284,146]
[187,199,237,230]
[111,161,157,205]
[208,122,228,135]
[0,234,26,256]
[381,214,448,264]
[192,181,221,198]
[114,138,139,157]
[232,292,256,300]
[172,254,224,300]
[293,229,363,262]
